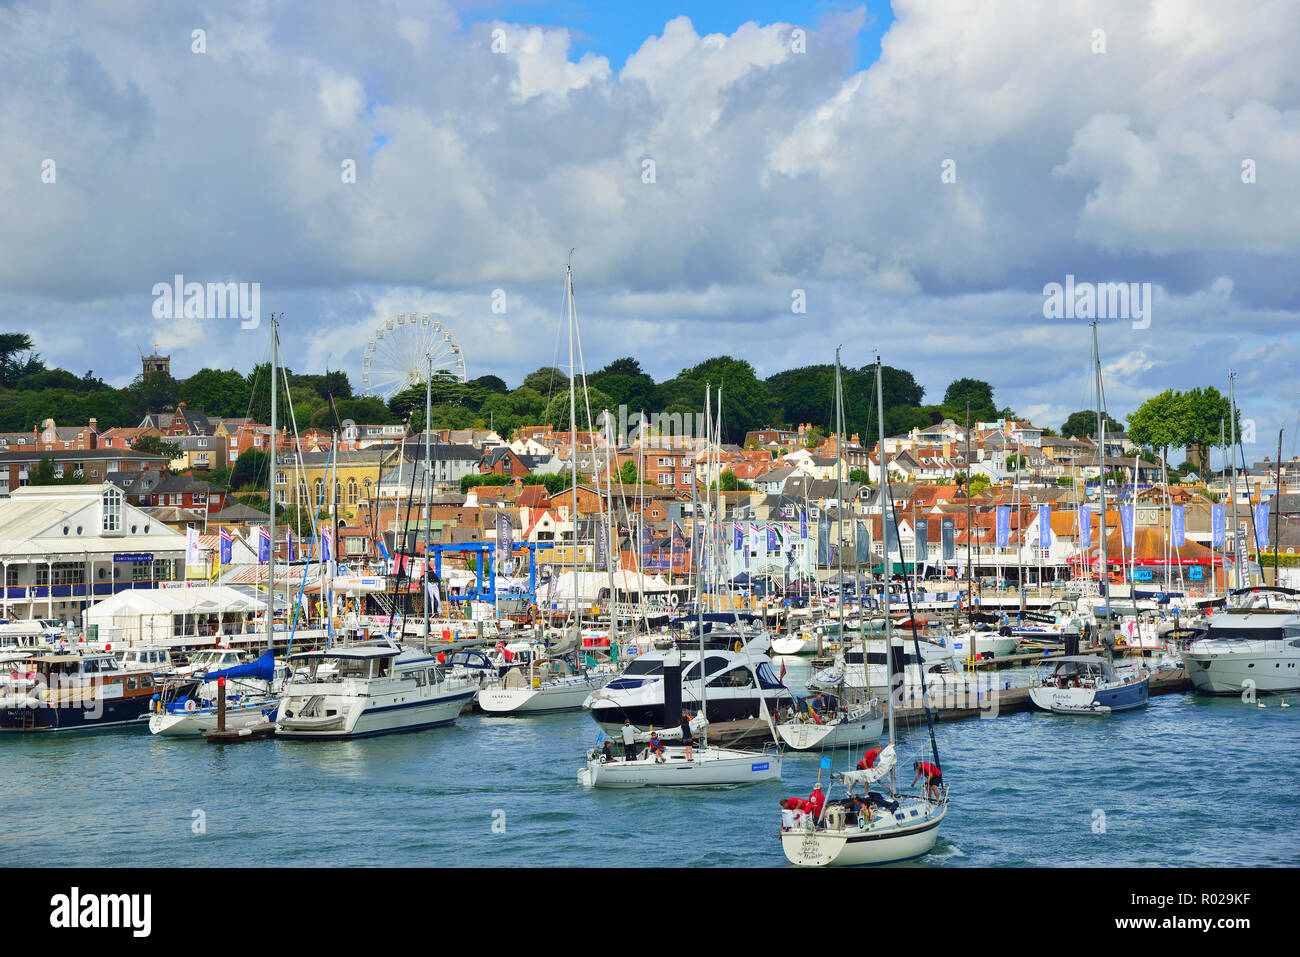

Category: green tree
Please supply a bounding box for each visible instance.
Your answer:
[178,368,249,417]
[941,378,998,422]
[589,357,659,413]
[521,366,565,396]
[30,456,84,485]
[619,460,639,484]
[543,386,614,433]
[0,333,44,388]
[231,448,270,490]
[1059,410,1124,440]
[131,434,183,460]
[656,356,768,445]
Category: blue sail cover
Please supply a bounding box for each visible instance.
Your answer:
[203,651,276,683]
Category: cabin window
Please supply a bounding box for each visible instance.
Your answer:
[708,668,755,689]
[410,670,427,687]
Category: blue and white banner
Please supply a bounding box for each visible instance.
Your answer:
[750,523,760,551]
[914,519,929,564]
[733,522,743,551]
[800,509,808,540]
[941,517,955,561]
[1211,505,1225,547]
[594,521,608,568]
[1171,505,1185,548]
[995,506,1010,548]
[1255,503,1270,549]
[1077,507,1092,547]
[1039,505,1051,549]
[257,525,270,563]
[219,527,233,565]
[286,529,296,562]
[185,527,200,566]
[321,525,333,562]
[1120,505,1134,548]
[766,525,777,551]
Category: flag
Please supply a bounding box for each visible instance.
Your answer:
[218,527,233,565]
[766,525,777,552]
[995,507,1010,548]
[941,518,955,561]
[1211,505,1225,547]
[750,522,760,551]
[595,521,608,568]
[185,527,200,566]
[855,521,870,564]
[376,535,391,563]
[1039,505,1051,549]
[884,512,899,553]
[426,579,442,616]
[496,511,513,567]
[1254,503,1270,549]
[819,755,832,770]
[257,525,270,563]
[1120,505,1134,548]
[817,517,829,564]
[733,522,743,551]
[1078,507,1092,547]
[779,659,787,680]
[321,524,333,562]
[286,528,296,562]
[914,519,929,565]
[1171,505,1185,548]
[800,508,808,539]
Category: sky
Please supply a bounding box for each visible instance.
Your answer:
[2,0,1298,462]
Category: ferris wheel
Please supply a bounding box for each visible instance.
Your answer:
[360,313,466,399]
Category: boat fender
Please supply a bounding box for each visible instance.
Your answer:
[734,641,743,653]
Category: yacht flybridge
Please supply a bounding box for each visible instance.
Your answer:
[275,641,477,739]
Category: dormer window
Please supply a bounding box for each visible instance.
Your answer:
[102,486,123,534]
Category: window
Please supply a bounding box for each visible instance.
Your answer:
[102,487,122,533]
[708,668,755,689]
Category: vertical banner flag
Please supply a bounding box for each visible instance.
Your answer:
[496,512,512,564]
[733,522,743,551]
[817,518,830,564]
[766,525,777,552]
[595,521,608,568]
[1039,505,1051,549]
[1254,503,1270,549]
[286,529,296,562]
[672,522,687,567]
[185,527,200,566]
[800,508,808,540]
[321,525,333,562]
[914,519,929,566]
[1211,505,1225,547]
[885,512,899,553]
[640,524,652,561]
[750,523,760,552]
[1171,505,1185,548]
[995,507,1010,548]
[257,525,270,563]
[219,527,233,565]
[1078,507,1092,548]
[376,534,391,564]
[1120,505,1135,548]
[855,521,870,564]
[941,518,956,561]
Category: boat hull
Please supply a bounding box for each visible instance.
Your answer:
[478,675,610,715]
[1028,675,1149,714]
[781,801,945,866]
[149,700,279,737]
[1182,653,1300,695]
[777,714,885,751]
[0,695,152,732]
[275,688,476,739]
[578,748,781,788]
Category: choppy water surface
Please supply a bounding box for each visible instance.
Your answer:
[2,658,1296,867]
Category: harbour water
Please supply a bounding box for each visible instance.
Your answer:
[3,659,1296,867]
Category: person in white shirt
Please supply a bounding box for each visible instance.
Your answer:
[620,718,637,760]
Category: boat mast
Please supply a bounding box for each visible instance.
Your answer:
[567,258,581,645]
[964,399,973,662]
[1092,321,1110,646]
[874,356,896,788]
[423,353,432,653]
[267,317,278,656]
[1228,372,1241,590]
[834,347,846,651]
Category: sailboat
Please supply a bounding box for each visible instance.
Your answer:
[781,356,948,866]
[579,384,784,787]
[777,349,883,751]
[480,259,617,714]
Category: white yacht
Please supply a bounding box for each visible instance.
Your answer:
[148,651,284,737]
[1180,588,1300,695]
[1028,656,1150,714]
[807,636,975,707]
[578,740,782,788]
[275,641,478,739]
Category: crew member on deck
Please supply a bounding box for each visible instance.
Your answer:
[857,745,882,771]
[807,782,826,821]
[912,760,943,802]
[620,718,637,761]
[679,712,694,761]
[648,730,665,763]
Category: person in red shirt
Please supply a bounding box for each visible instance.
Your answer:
[911,760,943,802]
[857,746,882,771]
[807,782,826,821]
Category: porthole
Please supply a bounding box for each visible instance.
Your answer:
[76,526,83,534]
[131,525,137,534]
[63,526,69,535]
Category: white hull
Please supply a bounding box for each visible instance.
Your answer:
[781,799,945,866]
[770,636,816,655]
[777,714,885,751]
[578,746,781,788]
[478,674,610,714]
[948,634,1020,658]
[1182,652,1300,694]
[148,700,277,737]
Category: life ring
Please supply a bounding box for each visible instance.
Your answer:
[184,699,196,712]
[734,641,743,653]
